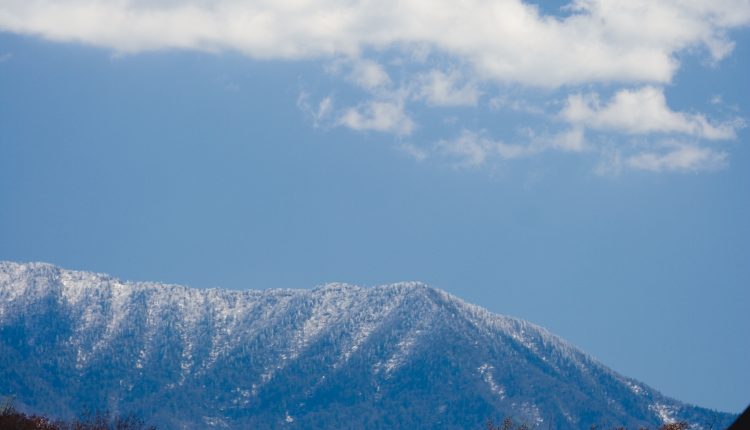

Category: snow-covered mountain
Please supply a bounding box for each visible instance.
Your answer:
[0,262,735,429]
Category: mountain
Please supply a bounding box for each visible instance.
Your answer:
[0,262,735,429]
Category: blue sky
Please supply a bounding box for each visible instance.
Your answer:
[1,0,749,414]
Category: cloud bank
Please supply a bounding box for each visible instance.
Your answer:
[2,0,748,86]
[2,0,748,174]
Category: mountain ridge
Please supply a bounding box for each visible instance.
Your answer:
[0,261,736,429]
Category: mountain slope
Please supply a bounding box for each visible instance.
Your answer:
[0,262,735,429]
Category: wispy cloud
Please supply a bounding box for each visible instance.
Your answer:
[414,70,480,107]
[423,127,587,168]
[340,58,392,91]
[434,130,514,168]
[596,140,729,175]
[398,143,429,162]
[625,144,728,173]
[338,100,414,136]
[297,92,334,129]
[488,95,545,115]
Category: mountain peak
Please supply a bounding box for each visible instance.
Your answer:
[0,262,736,430]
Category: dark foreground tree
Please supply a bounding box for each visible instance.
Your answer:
[485,416,693,430]
[0,400,155,430]
[726,405,750,430]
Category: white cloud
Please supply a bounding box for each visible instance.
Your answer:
[414,70,480,106]
[1,1,748,87]
[625,144,728,172]
[562,86,742,139]
[338,100,414,136]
